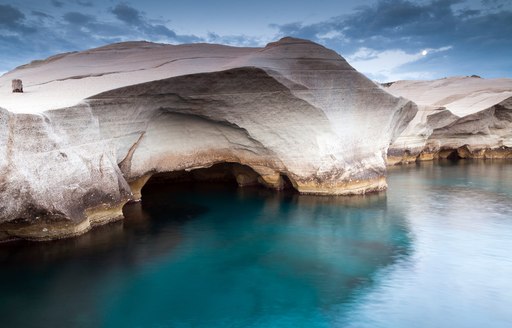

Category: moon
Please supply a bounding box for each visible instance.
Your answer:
[422,50,428,56]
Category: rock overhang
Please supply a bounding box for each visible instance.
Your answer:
[0,37,417,240]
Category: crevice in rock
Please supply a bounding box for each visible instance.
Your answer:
[118,132,145,175]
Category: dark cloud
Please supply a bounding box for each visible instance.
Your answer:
[111,3,143,26]
[276,0,465,51]
[63,12,94,25]
[0,4,26,29]
[341,0,460,40]
[481,0,508,10]
[75,0,93,7]
[51,0,64,8]
[149,24,177,38]
[110,3,199,42]
[275,0,512,50]
[31,11,54,19]
[0,2,204,73]
[457,8,481,18]
[272,0,512,78]
[0,4,36,34]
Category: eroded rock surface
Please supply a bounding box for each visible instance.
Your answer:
[0,37,416,240]
[385,77,512,164]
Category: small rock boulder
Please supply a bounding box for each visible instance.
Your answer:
[12,79,23,93]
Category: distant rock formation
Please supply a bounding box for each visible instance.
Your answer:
[384,77,512,164]
[0,37,416,240]
[11,79,23,93]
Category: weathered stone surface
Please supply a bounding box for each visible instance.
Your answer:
[385,77,512,164]
[0,37,416,240]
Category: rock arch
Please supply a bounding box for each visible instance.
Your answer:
[0,38,416,240]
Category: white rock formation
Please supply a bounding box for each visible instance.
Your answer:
[385,76,512,164]
[0,37,416,240]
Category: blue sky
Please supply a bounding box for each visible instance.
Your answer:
[0,0,511,81]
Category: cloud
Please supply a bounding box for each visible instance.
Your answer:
[348,46,453,81]
[63,12,95,25]
[0,2,209,73]
[31,11,53,19]
[74,0,93,7]
[110,3,199,42]
[2,0,507,81]
[205,32,271,47]
[481,0,510,11]
[274,0,466,52]
[0,4,26,29]
[111,3,143,26]
[51,0,64,8]
[0,4,36,34]
[272,0,512,80]
[51,0,93,9]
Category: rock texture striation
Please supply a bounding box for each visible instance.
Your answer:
[385,76,512,164]
[0,37,416,240]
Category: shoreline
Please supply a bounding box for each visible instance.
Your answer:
[1,158,511,243]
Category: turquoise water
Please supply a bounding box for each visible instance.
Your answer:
[1,161,512,328]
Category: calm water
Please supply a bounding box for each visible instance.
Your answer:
[1,161,512,328]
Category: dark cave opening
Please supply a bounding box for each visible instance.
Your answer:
[141,162,266,197]
[279,173,296,191]
[138,163,298,204]
[446,150,462,161]
[129,163,299,230]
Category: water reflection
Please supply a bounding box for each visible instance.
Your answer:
[1,161,510,328]
[341,160,512,328]
[0,182,412,327]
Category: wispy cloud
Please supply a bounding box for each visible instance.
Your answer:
[205,32,271,47]
[348,46,453,81]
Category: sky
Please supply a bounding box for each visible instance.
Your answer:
[0,0,511,81]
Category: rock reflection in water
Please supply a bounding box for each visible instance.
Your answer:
[0,181,412,328]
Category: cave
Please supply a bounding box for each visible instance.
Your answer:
[140,163,296,199]
[446,150,462,161]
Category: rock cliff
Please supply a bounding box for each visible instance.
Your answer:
[0,37,416,240]
[385,77,512,164]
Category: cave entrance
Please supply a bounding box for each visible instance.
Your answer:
[125,163,297,232]
[138,162,298,202]
[446,150,462,161]
[141,163,265,196]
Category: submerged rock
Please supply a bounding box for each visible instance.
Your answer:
[0,37,416,240]
[385,77,512,164]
